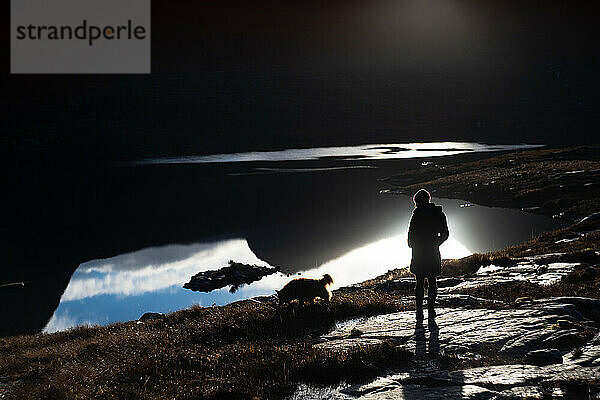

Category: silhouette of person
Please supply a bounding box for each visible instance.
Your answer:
[408,189,449,319]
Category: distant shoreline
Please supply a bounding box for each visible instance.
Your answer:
[382,145,600,223]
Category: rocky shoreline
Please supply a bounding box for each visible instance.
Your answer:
[382,145,600,222]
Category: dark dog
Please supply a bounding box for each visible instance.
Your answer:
[276,274,333,305]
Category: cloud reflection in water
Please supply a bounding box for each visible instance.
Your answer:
[62,240,265,301]
[46,235,471,333]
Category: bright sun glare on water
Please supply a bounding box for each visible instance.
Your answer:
[136,142,541,165]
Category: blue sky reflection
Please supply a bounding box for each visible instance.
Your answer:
[44,234,471,332]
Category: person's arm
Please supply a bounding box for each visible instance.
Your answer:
[408,215,416,248]
[437,212,449,245]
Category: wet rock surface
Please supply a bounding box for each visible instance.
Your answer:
[449,259,579,290]
[318,297,598,353]
[311,294,600,399]
[183,261,279,293]
[373,256,581,297]
[330,361,600,399]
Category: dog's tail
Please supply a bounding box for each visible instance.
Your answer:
[320,274,333,287]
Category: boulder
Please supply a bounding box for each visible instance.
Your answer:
[139,312,165,321]
[523,348,563,366]
[542,297,600,323]
[184,261,279,293]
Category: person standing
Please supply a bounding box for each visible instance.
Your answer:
[408,189,449,319]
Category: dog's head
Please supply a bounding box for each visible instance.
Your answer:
[275,289,290,304]
[320,274,333,287]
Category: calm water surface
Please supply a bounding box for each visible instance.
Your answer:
[44,142,561,332]
[136,142,541,164]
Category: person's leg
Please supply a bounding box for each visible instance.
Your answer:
[415,274,425,312]
[427,275,438,316]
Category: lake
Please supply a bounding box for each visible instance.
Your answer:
[34,142,563,333]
